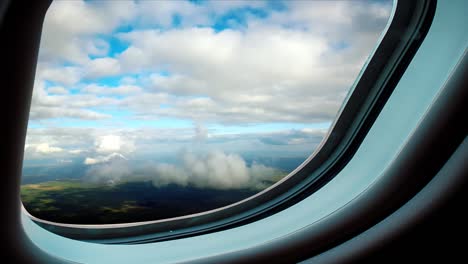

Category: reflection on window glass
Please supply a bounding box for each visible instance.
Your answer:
[21,0,392,224]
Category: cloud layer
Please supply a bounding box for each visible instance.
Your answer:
[30,0,391,125]
[85,150,281,190]
[24,1,392,185]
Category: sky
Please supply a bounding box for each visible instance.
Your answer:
[23,0,392,188]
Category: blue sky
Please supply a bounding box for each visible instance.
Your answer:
[25,0,392,181]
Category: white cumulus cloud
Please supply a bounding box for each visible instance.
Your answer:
[34,143,63,154]
[90,135,136,159]
[84,152,128,165]
[85,150,282,190]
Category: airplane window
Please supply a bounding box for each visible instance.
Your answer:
[21,0,392,225]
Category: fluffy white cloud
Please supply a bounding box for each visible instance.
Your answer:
[85,154,131,184]
[84,153,128,165]
[181,151,250,189]
[37,65,82,86]
[25,143,63,155]
[39,0,137,64]
[95,135,135,154]
[35,143,63,154]
[85,150,282,190]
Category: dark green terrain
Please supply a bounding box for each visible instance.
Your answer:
[21,180,261,224]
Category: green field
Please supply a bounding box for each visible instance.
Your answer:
[20,180,262,224]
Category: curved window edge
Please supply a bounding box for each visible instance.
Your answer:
[191,49,468,263]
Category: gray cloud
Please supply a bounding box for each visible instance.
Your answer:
[193,123,209,142]
[29,106,111,120]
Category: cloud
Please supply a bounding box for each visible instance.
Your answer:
[39,0,136,64]
[85,150,282,190]
[29,106,111,120]
[81,84,142,95]
[180,151,250,189]
[85,154,131,184]
[69,149,85,155]
[23,124,326,166]
[37,65,82,86]
[119,76,137,85]
[84,152,128,165]
[23,1,391,173]
[30,0,391,125]
[193,123,208,141]
[134,0,210,28]
[114,1,390,124]
[29,143,63,154]
[84,57,121,78]
[95,135,135,154]
[47,86,69,95]
[24,128,135,162]
[29,80,116,120]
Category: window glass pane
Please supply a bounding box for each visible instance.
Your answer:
[21,0,392,224]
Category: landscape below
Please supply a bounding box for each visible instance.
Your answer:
[20,157,303,224]
[21,178,282,225]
